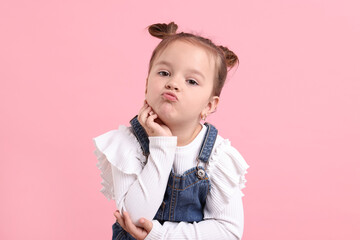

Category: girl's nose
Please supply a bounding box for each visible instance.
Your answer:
[165,78,180,91]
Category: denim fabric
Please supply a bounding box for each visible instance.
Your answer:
[197,123,218,163]
[154,166,211,223]
[112,222,130,240]
[130,116,150,157]
[112,116,218,240]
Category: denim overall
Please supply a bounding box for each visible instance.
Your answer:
[112,116,218,240]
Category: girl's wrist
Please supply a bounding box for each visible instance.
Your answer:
[148,136,177,142]
[149,136,177,150]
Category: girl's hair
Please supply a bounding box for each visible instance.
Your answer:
[147,22,239,97]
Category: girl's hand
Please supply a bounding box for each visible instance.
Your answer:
[138,101,172,137]
[114,210,153,240]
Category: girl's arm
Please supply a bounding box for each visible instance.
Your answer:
[113,103,176,225]
[116,186,245,240]
[94,103,177,226]
[94,128,176,225]
[112,135,177,225]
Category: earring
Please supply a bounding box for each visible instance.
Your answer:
[201,113,207,121]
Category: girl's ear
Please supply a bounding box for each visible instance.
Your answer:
[202,96,220,119]
[208,96,220,114]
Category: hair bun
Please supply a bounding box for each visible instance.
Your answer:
[218,45,239,69]
[148,22,178,39]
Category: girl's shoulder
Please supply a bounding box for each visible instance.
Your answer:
[93,124,146,175]
[205,134,250,212]
[210,134,250,174]
[93,124,144,156]
[93,124,147,200]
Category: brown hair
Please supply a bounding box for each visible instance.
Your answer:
[147,22,239,97]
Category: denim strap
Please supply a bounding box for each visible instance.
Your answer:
[130,115,150,157]
[197,123,218,163]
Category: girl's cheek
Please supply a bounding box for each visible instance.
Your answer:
[144,94,152,107]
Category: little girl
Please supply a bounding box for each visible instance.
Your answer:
[93,22,249,240]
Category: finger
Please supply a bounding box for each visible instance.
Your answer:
[145,113,159,131]
[139,101,148,113]
[138,218,153,233]
[138,106,152,126]
[154,116,164,125]
[114,210,121,220]
[113,211,124,227]
[145,112,157,125]
[114,210,127,232]
[138,100,149,118]
[138,103,148,120]
[123,212,142,239]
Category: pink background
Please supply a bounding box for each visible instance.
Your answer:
[1,0,359,239]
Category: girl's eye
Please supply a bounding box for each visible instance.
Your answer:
[158,70,170,77]
[187,79,199,85]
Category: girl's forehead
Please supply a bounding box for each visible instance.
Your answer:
[153,40,216,69]
[163,40,212,56]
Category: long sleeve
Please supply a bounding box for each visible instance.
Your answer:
[114,136,177,225]
[93,125,177,225]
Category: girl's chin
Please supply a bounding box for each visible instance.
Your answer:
[155,111,178,126]
[154,104,175,117]
[156,112,173,122]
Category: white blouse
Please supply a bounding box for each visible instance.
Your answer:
[93,123,249,239]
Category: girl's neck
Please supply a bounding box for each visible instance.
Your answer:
[169,121,203,147]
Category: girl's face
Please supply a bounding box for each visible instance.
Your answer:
[145,40,219,127]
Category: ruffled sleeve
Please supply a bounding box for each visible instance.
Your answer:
[205,137,250,216]
[92,125,146,200]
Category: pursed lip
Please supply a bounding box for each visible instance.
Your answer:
[162,91,178,101]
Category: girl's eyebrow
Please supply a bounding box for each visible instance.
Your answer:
[155,60,205,80]
[155,60,172,67]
